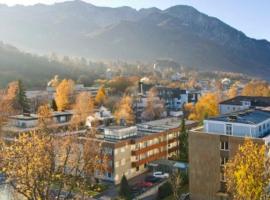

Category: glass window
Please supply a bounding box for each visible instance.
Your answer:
[226,124,232,135]
[220,141,229,150]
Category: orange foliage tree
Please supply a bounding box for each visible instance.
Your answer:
[95,86,106,106]
[242,81,270,96]
[225,139,270,200]
[71,92,94,130]
[142,87,165,121]
[114,95,135,125]
[188,92,219,121]
[55,79,75,111]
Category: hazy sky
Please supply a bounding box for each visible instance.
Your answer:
[0,0,269,41]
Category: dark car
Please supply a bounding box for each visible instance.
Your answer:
[144,175,161,183]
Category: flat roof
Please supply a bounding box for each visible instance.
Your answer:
[137,118,195,134]
[10,110,74,120]
[206,109,270,125]
[220,96,270,107]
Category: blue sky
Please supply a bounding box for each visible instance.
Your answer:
[0,0,269,41]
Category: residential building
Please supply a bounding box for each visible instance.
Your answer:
[88,118,197,184]
[135,81,201,121]
[189,109,268,200]
[4,110,73,133]
[219,96,270,114]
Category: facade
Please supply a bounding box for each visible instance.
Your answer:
[135,82,201,121]
[189,109,268,200]
[5,110,73,133]
[90,118,198,184]
[219,96,270,114]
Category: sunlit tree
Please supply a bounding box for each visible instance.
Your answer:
[71,92,94,130]
[55,79,75,111]
[142,87,165,121]
[114,95,135,125]
[225,139,270,200]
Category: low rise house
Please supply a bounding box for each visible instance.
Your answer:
[5,110,73,133]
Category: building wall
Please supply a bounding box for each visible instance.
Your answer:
[189,130,264,200]
[219,104,248,115]
[189,131,221,200]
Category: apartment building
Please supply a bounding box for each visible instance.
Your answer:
[219,96,270,114]
[135,81,201,121]
[91,118,197,184]
[189,109,268,200]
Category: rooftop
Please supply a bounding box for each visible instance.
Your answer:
[219,96,270,107]
[137,117,195,134]
[206,109,270,125]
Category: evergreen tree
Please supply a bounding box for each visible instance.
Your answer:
[51,99,58,111]
[119,175,131,200]
[179,117,188,162]
[16,80,30,113]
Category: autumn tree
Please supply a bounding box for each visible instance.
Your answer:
[242,80,270,97]
[0,131,108,200]
[55,79,75,111]
[225,139,270,200]
[71,92,94,130]
[168,171,185,200]
[141,87,165,121]
[114,95,135,126]
[0,81,18,130]
[95,86,106,106]
[188,92,219,122]
[37,104,53,132]
[227,85,238,99]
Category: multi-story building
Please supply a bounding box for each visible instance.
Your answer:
[90,118,197,184]
[135,81,201,121]
[189,109,269,200]
[219,96,270,114]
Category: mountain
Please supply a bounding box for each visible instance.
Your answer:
[0,42,103,88]
[0,0,270,79]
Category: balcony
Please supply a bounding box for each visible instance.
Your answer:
[132,151,167,168]
[131,141,167,156]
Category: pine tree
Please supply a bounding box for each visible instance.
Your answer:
[16,80,30,113]
[119,175,131,200]
[51,99,58,111]
[179,117,188,162]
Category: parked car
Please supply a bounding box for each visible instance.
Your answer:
[145,175,161,183]
[153,171,169,178]
[137,181,153,188]
[180,193,190,200]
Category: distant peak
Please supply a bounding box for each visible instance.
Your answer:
[165,5,199,13]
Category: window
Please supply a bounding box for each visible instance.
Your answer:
[225,124,232,135]
[121,159,126,166]
[220,141,229,150]
[220,172,226,182]
[259,126,262,132]
[107,172,112,178]
[136,167,139,172]
[220,157,228,166]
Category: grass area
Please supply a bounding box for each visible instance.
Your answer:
[163,184,189,200]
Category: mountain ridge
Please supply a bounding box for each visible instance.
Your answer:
[0,1,269,79]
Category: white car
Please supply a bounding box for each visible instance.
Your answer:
[153,171,169,178]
